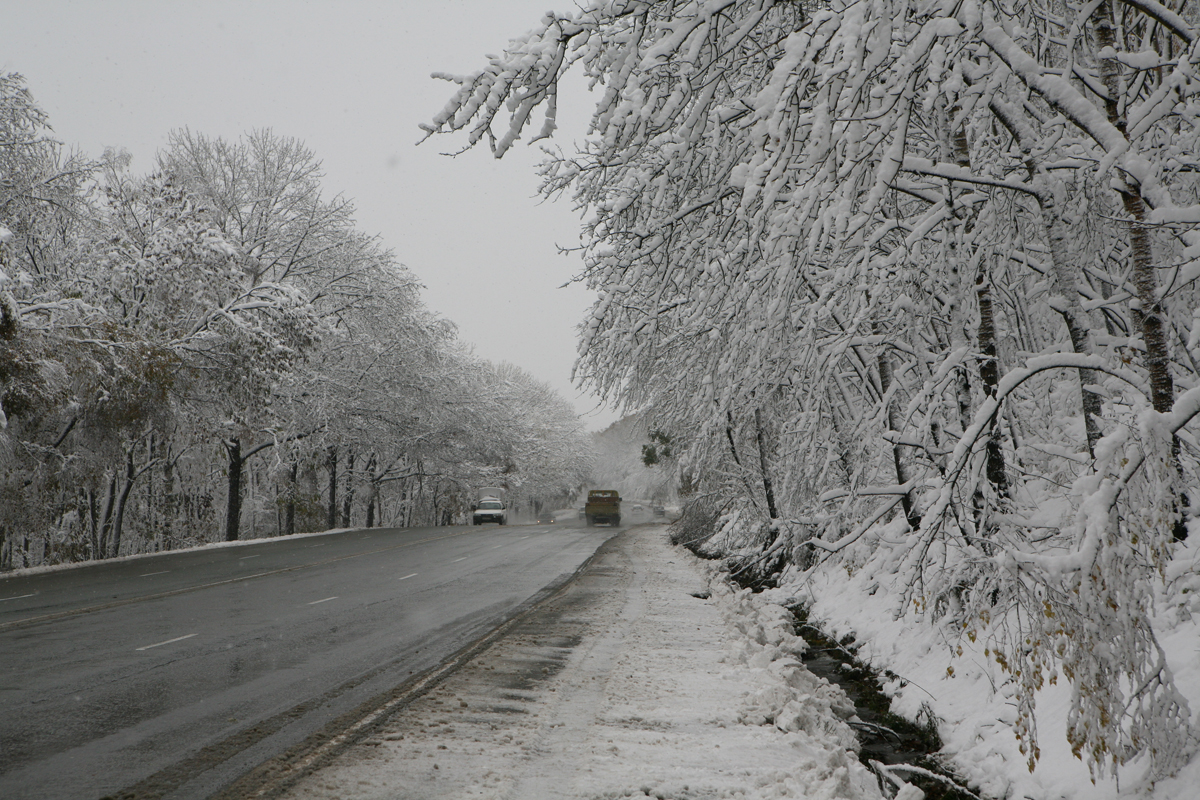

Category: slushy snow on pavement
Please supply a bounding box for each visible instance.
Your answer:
[282,525,887,799]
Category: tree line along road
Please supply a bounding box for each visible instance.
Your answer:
[0,521,617,800]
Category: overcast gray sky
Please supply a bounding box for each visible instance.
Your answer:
[1,0,620,429]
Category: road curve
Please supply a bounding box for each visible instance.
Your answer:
[0,521,615,800]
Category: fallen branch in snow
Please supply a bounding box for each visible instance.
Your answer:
[871,760,984,800]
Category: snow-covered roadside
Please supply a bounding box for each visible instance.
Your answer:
[761,519,1200,800]
[281,526,890,799]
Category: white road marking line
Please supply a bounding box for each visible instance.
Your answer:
[140,570,170,577]
[307,543,326,548]
[398,573,418,581]
[492,544,504,549]
[307,596,338,605]
[0,593,35,602]
[452,557,467,562]
[3,528,477,634]
[136,633,197,651]
[239,554,260,560]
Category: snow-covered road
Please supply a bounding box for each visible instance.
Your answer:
[279,525,888,799]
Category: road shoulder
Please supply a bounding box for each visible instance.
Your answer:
[278,525,882,799]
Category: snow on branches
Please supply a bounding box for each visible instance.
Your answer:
[429,0,1200,781]
[1,81,594,569]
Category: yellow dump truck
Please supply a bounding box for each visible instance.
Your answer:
[584,490,621,526]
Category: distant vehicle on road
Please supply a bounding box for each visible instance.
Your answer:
[653,505,666,516]
[585,490,621,527]
[472,487,508,525]
[537,510,556,524]
[473,500,506,525]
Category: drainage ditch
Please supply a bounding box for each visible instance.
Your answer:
[787,604,981,800]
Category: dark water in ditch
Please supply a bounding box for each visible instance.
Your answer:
[788,605,981,800]
[684,533,982,798]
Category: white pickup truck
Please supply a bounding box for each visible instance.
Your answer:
[472,487,508,525]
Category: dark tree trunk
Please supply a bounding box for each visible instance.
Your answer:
[977,270,1010,501]
[877,346,921,530]
[110,449,137,558]
[365,454,378,528]
[87,488,99,560]
[98,474,117,558]
[326,446,338,530]
[285,461,297,536]
[161,443,177,550]
[224,438,243,542]
[1093,4,1175,418]
[725,410,742,466]
[1121,192,1175,416]
[754,408,779,521]
[1095,0,1184,537]
[342,451,355,528]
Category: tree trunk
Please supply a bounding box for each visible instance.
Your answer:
[224,438,243,542]
[285,461,297,536]
[326,446,338,530]
[365,454,378,528]
[987,97,1104,458]
[977,267,1010,502]
[1093,1,1174,416]
[1040,194,1105,458]
[951,120,1009,502]
[161,443,177,550]
[1121,191,1175,415]
[87,488,99,560]
[725,410,742,466]
[110,449,137,558]
[98,473,117,558]
[342,451,355,528]
[754,408,779,521]
[146,433,156,549]
[877,345,921,529]
[1095,0,1184,536]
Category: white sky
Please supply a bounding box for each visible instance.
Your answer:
[1,0,621,430]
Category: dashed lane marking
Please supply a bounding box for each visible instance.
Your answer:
[307,597,338,606]
[216,542,613,800]
[136,633,198,651]
[452,557,467,562]
[1,593,36,602]
[140,571,170,577]
[398,573,418,581]
[1,529,477,632]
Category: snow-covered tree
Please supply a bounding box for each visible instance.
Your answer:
[427,0,1200,778]
[1,74,594,566]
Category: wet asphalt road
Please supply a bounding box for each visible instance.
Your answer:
[0,521,615,800]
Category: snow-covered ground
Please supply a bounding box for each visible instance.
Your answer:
[275,521,1200,799]
[281,525,888,799]
[764,518,1200,800]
